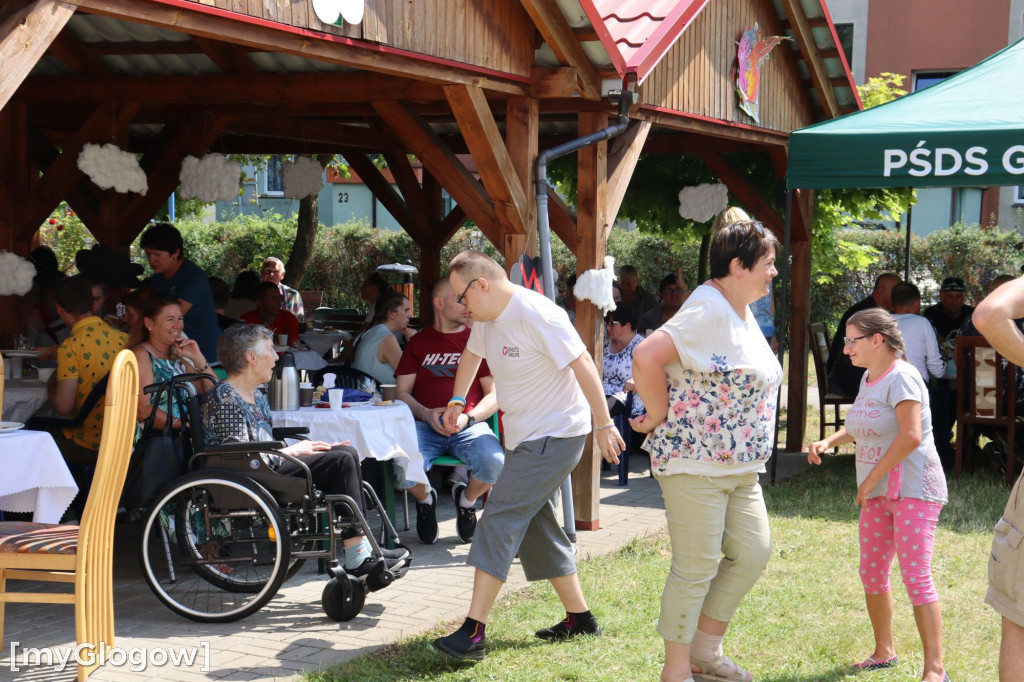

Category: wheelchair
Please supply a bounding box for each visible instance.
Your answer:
[134,374,412,623]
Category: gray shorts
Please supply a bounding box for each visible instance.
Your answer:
[986,469,1024,627]
[467,434,585,582]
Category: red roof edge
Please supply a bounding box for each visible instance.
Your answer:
[815,0,862,109]
[628,0,712,84]
[576,0,628,77]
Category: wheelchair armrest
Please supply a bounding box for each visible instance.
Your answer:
[272,426,309,440]
[197,441,286,454]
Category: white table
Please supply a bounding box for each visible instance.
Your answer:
[270,402,428,486]
[2,377,49,423]
[0,429,78,523]
[300,330,351,357]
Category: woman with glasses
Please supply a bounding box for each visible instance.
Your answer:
[807,308,949,682]
[603,303,645,419]
[631,219,782,682]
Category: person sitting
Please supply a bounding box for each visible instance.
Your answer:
[395,277,504,544]
[603,303,646,420]
[359,272,391,324]
[129,293,217,436]
[891,282,945,383]
[47,275,128,514]
[208,277,241,332]
[240,282,300,346]
[638,274,688,336]
[352,289,410,385]
[827,272,902,396]
[260,256,304,320]
[141,223,221,362]
[225,270,259,320]
[121,286,154,335]
[199,324,406,575]
[618,264,659,318]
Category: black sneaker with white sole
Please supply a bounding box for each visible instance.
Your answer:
[451,481,477,543]
[348,547,409,576]
[416,489,439,544]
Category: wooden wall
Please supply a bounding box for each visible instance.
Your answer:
[184,0,535,77]
[643,0,816,132]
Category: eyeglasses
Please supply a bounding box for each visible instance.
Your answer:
[604,319,621,327]
[456,277,481,305]
[662,287,686,295]
[843,335,870,347]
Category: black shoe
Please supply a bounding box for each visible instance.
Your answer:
[452,482,477,543]
[348,547,409,576]
[535,614,602,641]
[416,490,439,545]
[432,628,486,661]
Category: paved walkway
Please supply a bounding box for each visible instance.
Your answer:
[0,451,809,681]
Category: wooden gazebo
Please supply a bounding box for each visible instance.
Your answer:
[0,0,859,527]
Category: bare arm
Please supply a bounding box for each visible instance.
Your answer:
[441,348,484,430]
[50,376,78,415]
[855,400,923,506]
[569,351,625,464]
[377,334,403,371]
[973,275,1024,366]
[806,427,855,465]
[628,330,678,433]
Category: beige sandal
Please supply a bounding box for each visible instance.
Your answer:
[691,653,754,682]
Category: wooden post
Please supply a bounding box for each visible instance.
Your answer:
[784,190,814,451]
[571,111,609,530]
[503,97,538,270]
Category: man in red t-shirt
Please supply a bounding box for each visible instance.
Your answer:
[240,282,300,346]
[396,277,504,545]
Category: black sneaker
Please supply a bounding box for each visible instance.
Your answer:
[452,482,477,543]
[432,628,486,661]
[416,490,439,544]
[535,613,602,641]
[348,547,409,576]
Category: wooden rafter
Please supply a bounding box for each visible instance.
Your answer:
[380,151,432,236]
[15,101,141,240]
[189,35,258,75]
[503,96,538,265]
[518,0,601,99]
[371,100,501,242]
[226,118,394,151]
[342,152,424,242]
[0,0,75,111]
[546,184,577,247]
[444,84,528,236]
[46,30,108,75]
[15,73,444,105]
[606,120,650,226]
[778,0,840,118]
[70,0,529,95]
[697,150,795,240]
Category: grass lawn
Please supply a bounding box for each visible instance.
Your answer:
[308,454,1009,682]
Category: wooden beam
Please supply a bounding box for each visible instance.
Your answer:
[83,39,206,55]
[639,108,791,147]
[697,150,790,239]
[546,184,577,247]
[381,150,432,237]
[69,0,530,95]
[226,118,394,150]
[15,72,445,105]
[15,101,140,241]
[530,67,578,99]
[436,205,468,243]
[606,120,650,226]
[0,0,74,111]
[445,84,528,236]
[778,0,840,118]
[342,152,424,241]
[504,96,538,266]
[572,111,609,530]
[189,34,258,75]
[372,100,501,241]
[46,30,108,75]
[518,0,602,99]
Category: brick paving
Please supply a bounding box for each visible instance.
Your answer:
[0,451,808,681]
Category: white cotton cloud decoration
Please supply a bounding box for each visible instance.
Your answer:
[178,154,241,202]
[0,251,37,296]
[282,156,325,198]
[677,182,728,223]
[77,143,148,195]
[574,255,617,315]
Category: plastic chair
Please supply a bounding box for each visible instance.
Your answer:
[0,349,139,680]
[808,323,855,447]
[311,364,380,393]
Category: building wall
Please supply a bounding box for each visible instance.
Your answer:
[823,0,869,84]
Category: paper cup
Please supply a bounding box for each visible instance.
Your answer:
[380,384,397,402]
[277,334,289,346]
[9,357,22,379]
[36,366,55,382]
[328,388,344,410]
[300,386,315,407]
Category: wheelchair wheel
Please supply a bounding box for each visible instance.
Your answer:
[322,576,365,621]
[139,471,290,622]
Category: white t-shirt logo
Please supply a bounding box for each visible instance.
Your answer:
[502,346,520,357]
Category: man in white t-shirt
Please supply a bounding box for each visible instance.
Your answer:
[891,282,945,382]
[431,250,624,662]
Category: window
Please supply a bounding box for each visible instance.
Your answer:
[833,23,854,67]
[912,71,957,92]
[263,155,284,196]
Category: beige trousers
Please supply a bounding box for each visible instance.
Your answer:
[657,471,772,644]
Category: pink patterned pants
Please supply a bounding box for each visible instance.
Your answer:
[858,496,943,606]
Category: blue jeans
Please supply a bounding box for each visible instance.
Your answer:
[400,421,504,489]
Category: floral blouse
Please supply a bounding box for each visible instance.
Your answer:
[602,333,645,417]
[199,382,280,467]
[645,284,783,478]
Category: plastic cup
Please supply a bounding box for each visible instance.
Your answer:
[277,334,289,346]
[9,357,22,379]
[380,384,397,402]
[300,386,314,407]
[328,388,344,410]
[36,366,55,382]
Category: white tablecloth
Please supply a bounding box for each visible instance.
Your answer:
[2,378,49,423]
[271,403,428,486]
[300,331,351,357]
[0,429,78,523]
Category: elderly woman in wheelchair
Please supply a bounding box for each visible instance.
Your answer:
[138,324,411,623]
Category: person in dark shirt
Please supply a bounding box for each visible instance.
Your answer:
[827,273,901,396]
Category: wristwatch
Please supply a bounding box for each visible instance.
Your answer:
[464,415,476,429]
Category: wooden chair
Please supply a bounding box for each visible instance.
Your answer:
[299,290,324,314]
[0,349,138,680]
[954,336,1020,484]
[808,323,856,445]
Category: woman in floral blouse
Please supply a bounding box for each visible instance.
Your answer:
[602,302,645,419]
[632,220,782,682]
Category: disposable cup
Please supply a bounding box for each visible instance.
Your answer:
[328,388,344,410]
[300,386,315,407]
[277,334,289,346]
[36,366,55,382]
[381,384,397,402]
